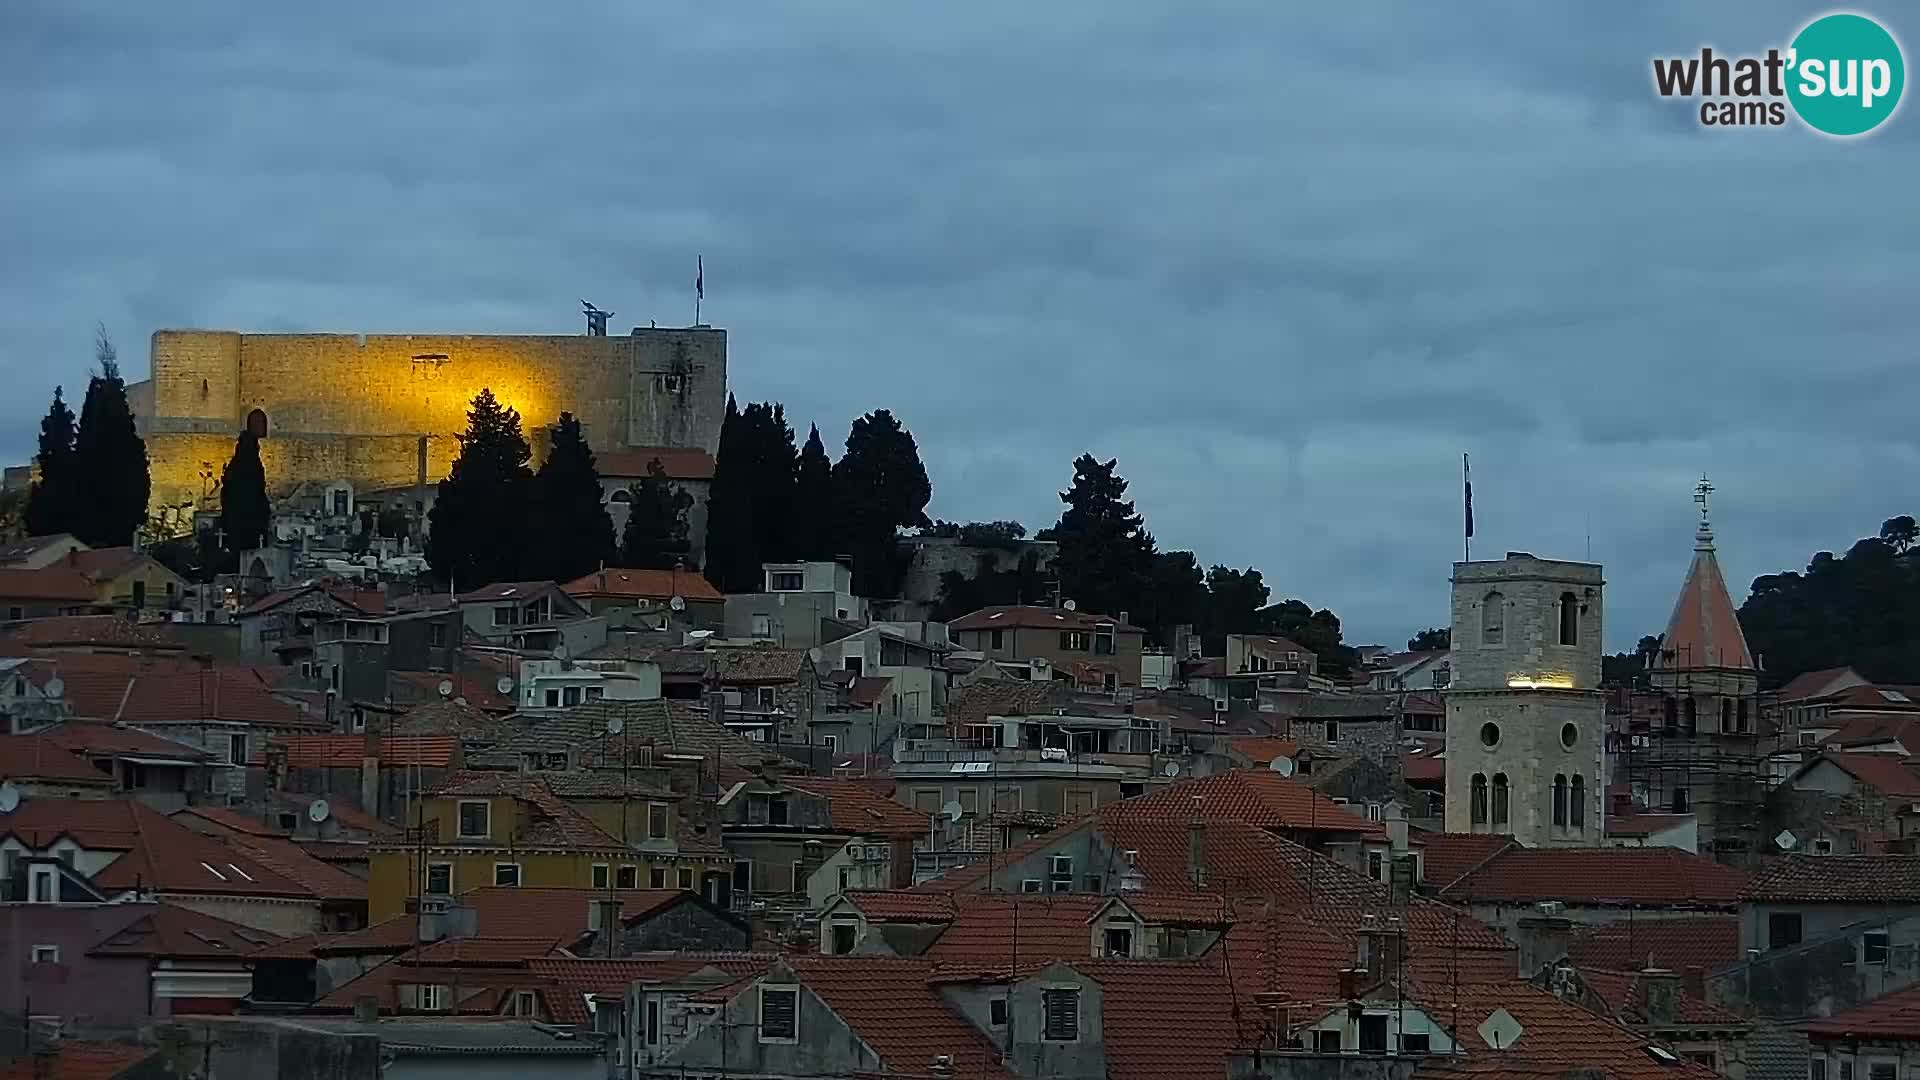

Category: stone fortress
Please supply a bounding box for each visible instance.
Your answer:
[127,324,727,521]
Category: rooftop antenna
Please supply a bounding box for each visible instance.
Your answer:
[582,300,612,337]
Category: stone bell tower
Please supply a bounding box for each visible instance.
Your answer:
[1444,552,1607,847]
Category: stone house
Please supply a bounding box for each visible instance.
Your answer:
[1438,846,1748,938]
[948,605,1147,690]
[563,566,724,631]
[453,580,600,653]
[1721,855,1920,1020]
[0,564,99,620]
[723,560,869,651]
[234,581,385,661]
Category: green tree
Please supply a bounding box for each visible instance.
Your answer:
[1255,598,1359,678]
[216,429,270,554]
[1881,515,1918,555]
[1406,627,1451,652]
[426,388,534,588]
[832,409,932,597]
[529,412,616,582]
[620,459,695,569]
[931,548,1049,621]
[25,386,78,537]
[71,329,151,547]
[703,396,760,591]
[1202,565,1270,653]
[747,403,799,565]
[1138,550,1207,645]
[1740,518,1920,686]
[791,423,837,561]
[1048,454,1155,620]
[377,507,410,540]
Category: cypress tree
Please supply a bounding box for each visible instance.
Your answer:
[703,396,759,592]
[426,388,534,589]
[791,424,836,561]
[831,409,931,597]
[70,330,151,547]
[25,386,77,537]
[529,412,616,582]
[1048,454,1155,620]
[620,459,695,570]
[216,429,271,554]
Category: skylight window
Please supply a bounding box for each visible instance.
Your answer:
[186,929,228,949]
[1879,690,1910,703]
[227,864,254,882]
[200,862,228,881]
[988,612,1004,620]
[1646,1046,1681,1064]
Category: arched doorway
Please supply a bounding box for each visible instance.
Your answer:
[246,408,268,438]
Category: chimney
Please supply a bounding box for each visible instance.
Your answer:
[1118,611,1129,627]
[707,691,727,728]
[1337,966,1367,999]
[1514,913,1574,975]
[1639,968,1680,1026]
[1188,820,1208,888]
[353,994,380,1023]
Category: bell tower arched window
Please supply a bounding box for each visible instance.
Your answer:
[1570,774,1586,829]
[1558,592,1579,646]
[1491,774,1510,827]
[1552,775,1568,826]
[1470,774,1489,825]
[1482,592,1504,646]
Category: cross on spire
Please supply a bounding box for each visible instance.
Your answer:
[1693,473,1715,551]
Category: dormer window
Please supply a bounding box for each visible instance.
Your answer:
[29,866,58,904]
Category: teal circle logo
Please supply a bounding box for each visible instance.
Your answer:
[1787,13,1905,136]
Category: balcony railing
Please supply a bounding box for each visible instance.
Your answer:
[892,742,1156,770]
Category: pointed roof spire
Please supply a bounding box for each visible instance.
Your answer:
[1657,473,1754,671]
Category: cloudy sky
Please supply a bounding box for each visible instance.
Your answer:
[5,2,1915,651]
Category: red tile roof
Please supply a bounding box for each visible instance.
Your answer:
[949,605,1144,633]
[523,957,673,1024]
[842,890,959,922]
[0,614,188,652]
[775,957,1012,1080]
[1804,981,1920,1040]
[421,772,629,850]
[943,678,1075,726]
[1775,666,1866,703]
[1443,847,1748,907]
[1605,814,1694,839]
[89,901,283,959]
[236,581,384,618]
[273,734,458,768]
[1410,979,1718,1080]
[0,565,99,602]
[1652,532,1754,671]
[222,835,369,902]
[1077,959,1249,1080]
[784,777,928,840]
[459,885,689,939]
[0,734,116,783]
[594,446,716,480]
[1567,916,1741,975]
[562,567,722,602]
[1416,833,1516,891]
[922,894,1107,964]
[1743,854,1920,903]
[846,675,893,708]
[173,804,289,838]
[27,659,319,729]
[1815,752,1920,798]
[36,720,210,761]
[0,1042,157,1080]
[1112,892,1234,924]
[1228,736,1301,766]
[1574,967,1746,1026]
[1101,767,1383,836]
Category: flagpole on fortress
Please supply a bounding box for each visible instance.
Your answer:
[695,255,704,327]
[1463,453,1474,563]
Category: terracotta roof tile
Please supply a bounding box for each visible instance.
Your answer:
[173,804,289,838]
[1077,959,1249,1080]
[1804,981,1920,1039]
[1606,813,1695,839]
[562,568,722,602]
[0,565,99,602]
[236,581,383,618]
[844,890,959,921]
[89,901,283,959]
[1413,833,1515,891]
[1567,916,1741,975]
[943,678,1075,726]
[423,772,630,850]
[949,605,1144,633]
[1653,533,1754,671]
[1229,736,1301,765]
[1775,666,1866,703]
[0,734,115,783]
[1813,751,1920,797]
[1743,853,1920,903]
[1574,967,1746,1026]
[1443,847,1747,907]
[222,835,369,902]
[846,675,893,708]
[706,646,807,683]
[783,777,928,840]
[273,734,458,768]
[775,957,1012,1079]
[0,614,188,652]
[922,894,1108,964]
[0,1042,157,1080]
[1101,768,1384,836]
[36,720,210,761]
[1410,979,1718,1080]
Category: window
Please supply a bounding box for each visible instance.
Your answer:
[757,686,776,709]
[1103,927,1133,957]
[989,998,1008,1027]
[1479,722,1500,747]
[559,685,580,707]
[1864,931,1890,964]
[617,865,638,889]
[644,998,661,1045]
[650,866,666,888]
[31,945,59,965]
[419,984,450,1011]
[678,868,694,890]
[1059,631,1090,651]
[1368,851,1384,881]
[1314,1030,1343,1052]
[1470,774,1488,825]
[458,800,490,839]
[990,629,1004,650]
[1561,723,1578,749]
[822,734,839,753]
[1558,592,1579,645]
[494,863,521,887]
[544,689,561,708]
[1552,775,1568,826]
[429,622,447,647]
[751,614,772,638]
[1867,1064,1895,1080]
[1482,591,1504,644]
[30,866,57,903]
[647,802,669,839]
[426,863,452,894]
[831,922,857,954]
[225,733,248,765]
[1809,1059,1828,1080]
[1491,774,1510,827]
[1359,1014,1389,1054]
[1021,878,1043,893]
[1400,1032,1431,1054]
[844,656,863,677]
[1737,698,1751,733]
[1684,697,1698,734]
[759,987,799,1041]
[770,572,805,592]
[1326,720,1340,743]
[1094,624,1115,655]
[1664,696,1679,733]
[1042,988,1079,1041]
[1671,786,1690,814]
[494,605,519,626]
[1811,839,1834,855]
[1721,699,1735,734]
[1570,774,1586,829]
[1769,912,1803,950]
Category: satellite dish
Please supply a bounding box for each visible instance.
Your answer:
[1774,829,1798,851]
[1162,761,1180,778]
[44,677,65,700]
[308,798,331,824]
[606,716,625,735]
[1063,599,1077,611]
[669,595,686,612]
[554,644,570,662]
[496,676,515,694]
[0,783,20,814]
[436,679,454,698]
[453,696,468,707]
[1476,1007,1525,1050]
[1269,756,1297,777]
[941,800,965,822]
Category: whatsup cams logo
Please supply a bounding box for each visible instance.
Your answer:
[1652,11,1905,136]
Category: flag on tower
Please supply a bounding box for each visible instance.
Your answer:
[1463,453,1474,540]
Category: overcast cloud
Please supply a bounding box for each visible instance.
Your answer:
[4,1,1916,651]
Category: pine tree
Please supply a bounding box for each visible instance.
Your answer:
[831,409,932,597]
[216,429,271,554]
[703,396,760,592]
[426,388,534,588]
[70,329,150,547]
[529,412,616,582]
[792,424,837,562]
[25,386,77,537]
[1048,454,1155,620]
[748,403,799,565]
[620,459,696,570]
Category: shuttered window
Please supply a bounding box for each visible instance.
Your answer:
[1042,988,1079,1041]
[759,987,798,1041]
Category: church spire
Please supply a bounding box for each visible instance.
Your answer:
[1657,474,1754,671]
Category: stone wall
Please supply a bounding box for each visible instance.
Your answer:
[1445,689,1607,844]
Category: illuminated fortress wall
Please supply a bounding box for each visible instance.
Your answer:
[134,327,726,515]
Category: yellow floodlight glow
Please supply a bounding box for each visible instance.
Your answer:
[1507,676,1576,690]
